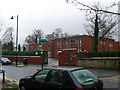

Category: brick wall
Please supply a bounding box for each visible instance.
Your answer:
[77,59,120,70]
[59,49,77,66]
[3,56,43,64]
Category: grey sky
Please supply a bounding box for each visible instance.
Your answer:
[0,0,119,45]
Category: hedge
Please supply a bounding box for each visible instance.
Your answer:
[77,51,120,58]
[2,51,43,56]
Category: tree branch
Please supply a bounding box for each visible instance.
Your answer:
[67,0,120,15]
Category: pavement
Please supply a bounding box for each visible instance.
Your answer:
[88,68,119,78]
[0,58,58,82]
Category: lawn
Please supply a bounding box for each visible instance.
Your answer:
[1,80,19,90]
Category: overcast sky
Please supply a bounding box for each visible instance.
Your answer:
[0,0,119,45]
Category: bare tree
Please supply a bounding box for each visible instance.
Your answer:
[52,28,63,39]
[46,28,71,41]
[33,29,44,43]
[66,0,119,53]
[66,0,120,15]
[45,28,64,41]
[0,16,4,40]
[24,29,43,45]
[2,41,14,51]
[84,3,118,39]
[2,27,14,51]
[1,27,14,44]
[0,16,3,32]
[0,17,14,51]
[82,2,118,53]
[24,35,34,45]
[63,32,71,38]
[45,34,54,41]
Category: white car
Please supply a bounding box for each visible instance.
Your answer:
[1,58,11,65]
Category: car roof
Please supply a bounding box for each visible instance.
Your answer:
[43,66,86,71]
[2,58,8,59]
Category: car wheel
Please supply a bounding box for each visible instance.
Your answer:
[20,85,26,90]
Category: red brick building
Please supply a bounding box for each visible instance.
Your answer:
[27,42,52,52]
[27,35,120,59]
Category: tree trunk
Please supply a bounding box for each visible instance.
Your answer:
[93,14,99,53]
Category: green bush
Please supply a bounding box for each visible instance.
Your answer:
[77,51,120,58]
[95,51,120,57]
[76,52,93,58]
[2,51,43,56]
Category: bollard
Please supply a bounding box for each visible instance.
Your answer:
[0,70,5,83]
[2,70,5,83]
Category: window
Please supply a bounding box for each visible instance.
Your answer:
[35,69,49,82]
[108,41,113,46]
[66,41,70,49]
[46,70,63,84]
[72,69,98,85]
[48,46,51,50]
[101,41,105,45]
[71,40,76,44]
[79,40,82,47]
[57,42,62,50]
[57,42,59,46]
[31,46,34,50]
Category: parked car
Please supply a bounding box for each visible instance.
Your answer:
[1,58,12,65]
[19,66,104,90]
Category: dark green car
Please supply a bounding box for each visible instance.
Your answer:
[19,66,103,90]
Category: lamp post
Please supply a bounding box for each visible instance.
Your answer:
[11,15,19,66]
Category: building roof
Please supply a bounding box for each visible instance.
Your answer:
[39,38,48,42]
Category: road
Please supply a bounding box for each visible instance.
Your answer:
[0,58,120,89]
[0,58,58,81]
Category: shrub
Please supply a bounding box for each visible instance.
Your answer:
[76,51,120,58]
[2,51,43,56]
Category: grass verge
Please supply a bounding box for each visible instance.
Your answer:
[1,80,19,90]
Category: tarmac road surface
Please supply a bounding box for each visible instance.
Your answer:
[0,58,120,89]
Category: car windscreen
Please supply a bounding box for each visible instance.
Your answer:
[2,58,10,61]
[72,69,99,85]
